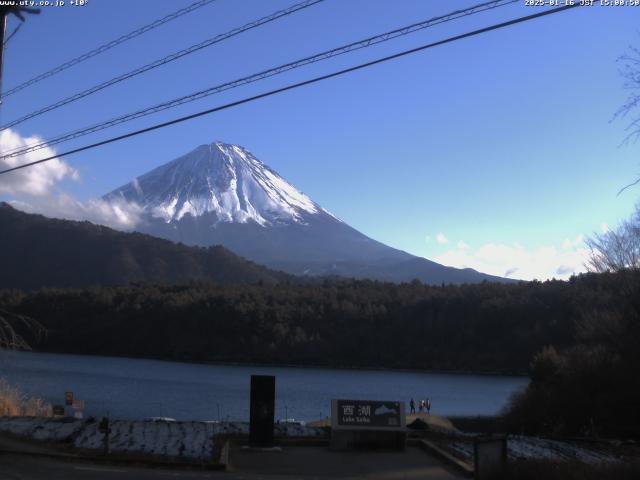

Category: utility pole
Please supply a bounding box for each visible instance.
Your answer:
[0,6,40,107]
[0,9,8,106]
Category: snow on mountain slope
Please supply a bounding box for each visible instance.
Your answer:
[105,141,336,226]
[103,140,512,284]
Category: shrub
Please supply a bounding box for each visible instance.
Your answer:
[0,378,51,417]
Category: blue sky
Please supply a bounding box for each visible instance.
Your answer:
[0,0,639,280]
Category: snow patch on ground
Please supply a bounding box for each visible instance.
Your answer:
[445,435,618,465]
[0,417,326,461]
[507,435,616,463]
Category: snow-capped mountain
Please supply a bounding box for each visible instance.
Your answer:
[104,141,509,284]
[106,142,333,226]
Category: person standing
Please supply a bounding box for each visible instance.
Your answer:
[409,398,415,414]
[426,398,431,415]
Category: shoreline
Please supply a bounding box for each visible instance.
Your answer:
[8,348,530,379]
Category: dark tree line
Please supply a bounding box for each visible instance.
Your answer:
[0,272,626,375]
[503,269,640,439]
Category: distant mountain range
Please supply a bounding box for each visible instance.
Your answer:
[104,141,511,285]
[0,203,287,290]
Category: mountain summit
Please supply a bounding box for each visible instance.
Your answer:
[105,141,510,284]
[105,141,334,227]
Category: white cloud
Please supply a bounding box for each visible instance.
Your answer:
[435,239,591,281]
[0,129,142,230]
[0,129,78,196]
[457,240,469,250]
[10,195,143,230]
[562,234,584,250]
[601,223,609,233]
[436,232,448,244]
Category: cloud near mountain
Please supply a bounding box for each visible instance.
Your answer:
[0,129,77,196]
[435,238,591,281]
[0,129,142,230]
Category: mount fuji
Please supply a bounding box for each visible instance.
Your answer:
[104,141,508,284]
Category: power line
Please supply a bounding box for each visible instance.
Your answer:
[0,0,518,160]
[0,3,581,177]
[0,0,326,131]
[1,0,219,99]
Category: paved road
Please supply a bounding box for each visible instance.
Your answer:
[0,447,465,480]
[231,445,464,479]
[1,454,223,480]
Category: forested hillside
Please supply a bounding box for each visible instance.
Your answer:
[0,272,624,374]
[0,203,288,289]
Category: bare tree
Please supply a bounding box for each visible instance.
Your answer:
[615,45,640,194]
[584,44,640,268]
[585,204,640,273]
[616,45,640,136]
[0,308,46,350]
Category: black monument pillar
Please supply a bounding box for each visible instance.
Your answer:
[249,375,275,447]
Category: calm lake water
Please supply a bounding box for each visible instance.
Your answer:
[0,351,528,421]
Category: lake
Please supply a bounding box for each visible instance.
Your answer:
[0,351,528,421]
